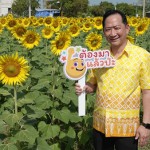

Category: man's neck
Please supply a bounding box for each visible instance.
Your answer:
[111,41,128,59]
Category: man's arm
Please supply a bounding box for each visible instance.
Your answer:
[142,89,150,123]
[135,89,150,147]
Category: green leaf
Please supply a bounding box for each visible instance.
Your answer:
[78,129,91,145]
[51,108,70,124]
[35,94,53,109]
[30,69,44,78]
[59,131,66,139]
[36,137,50,150]
[0,120,7,133]
[52,88,63,99]
[0,144,18,150]
[26,105,46,119]
[69,92,78,107]
[31,78,50,90]
[18,91,39,107]
[49,143,60,150]
[15,125,38,145]
[0,89,11,96]
[87,94,95,109]
[69,112,82,123]
[53,101,60,107]
[18,91,40,107]
[38,121,60,139]
[67,127,76,139]
[42,68,52,76]
[0,97,14,111]
[61,91,72,104]
[2,112,23,127]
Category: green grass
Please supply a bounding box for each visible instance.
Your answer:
[139,140,150,150]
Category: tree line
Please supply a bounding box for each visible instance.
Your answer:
[11,0,150,17]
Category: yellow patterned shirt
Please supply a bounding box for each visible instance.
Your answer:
[87,41,150,137]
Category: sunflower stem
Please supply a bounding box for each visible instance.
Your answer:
[51,59,56,124]
[14,85,18,114]
[46,39,48,56]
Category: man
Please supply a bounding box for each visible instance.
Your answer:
[75,10,150,150]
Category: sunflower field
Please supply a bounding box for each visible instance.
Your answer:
[0,14,150,150]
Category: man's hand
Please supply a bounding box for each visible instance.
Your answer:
[75,82,96,96]
[135,125,150,147]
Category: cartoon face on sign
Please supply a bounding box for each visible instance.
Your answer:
[59,47,87,80]
[59,46,116,80]
[65,48,86,79]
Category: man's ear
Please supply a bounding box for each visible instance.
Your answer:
[126,24,130,34]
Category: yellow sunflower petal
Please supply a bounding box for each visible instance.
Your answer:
[50,32,71,55]
[22,30,40,49]
[0,52,30,85]
[85,32,102,50]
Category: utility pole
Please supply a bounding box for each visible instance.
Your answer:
[136,3,138,17]
[143,0,146,17]
[29,0,31,17]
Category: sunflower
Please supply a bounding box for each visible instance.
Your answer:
[22,18,31,28]
[61,17,69,26]
[12,25,27,40]
[17,18,23,25]
[38,17,44,26]
[51,31,71,55]
[135,22,148,35]
[0,52,29,85]
[69,19,76,26]
[130,17,139,27]
[30,17,39,26]
[6,18,18,30]
[93,17,103,30]
[89,18,94,23]
[44,17,53,27]
[42,27,54,39]
[0,17,7,27]
[78,18,84,24]
[68,24,80,37]
[85,32,102,50]
[51,19,61,32]
[82,20,92,32]
[22,30,40,49]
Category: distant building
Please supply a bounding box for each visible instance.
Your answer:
[35,0,61,17]
[0,0,14,16]
[35,8,60,17]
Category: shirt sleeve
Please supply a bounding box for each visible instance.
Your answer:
[86,69,97,85]
[140,52,150,89]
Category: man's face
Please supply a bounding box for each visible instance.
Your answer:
[103,14,130,48]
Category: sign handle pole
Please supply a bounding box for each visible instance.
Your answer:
[78,76,86,116]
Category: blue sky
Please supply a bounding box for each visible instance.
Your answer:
[89,0,139,5]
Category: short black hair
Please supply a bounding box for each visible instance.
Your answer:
[102,10,128,28]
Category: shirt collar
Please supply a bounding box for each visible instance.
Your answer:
[123,40,133,57]
[109,40,132,58]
